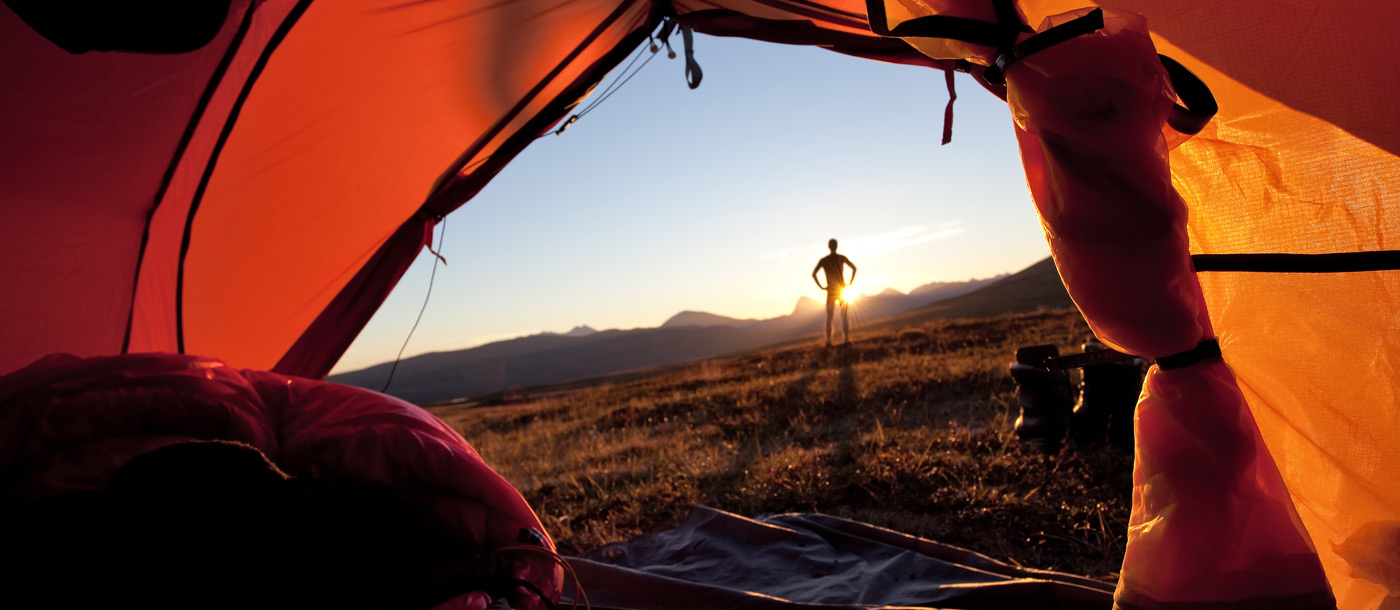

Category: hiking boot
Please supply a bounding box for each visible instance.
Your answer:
[1070,340,1144,450]
[1010,344,1074,452]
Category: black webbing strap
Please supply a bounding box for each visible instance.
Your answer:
[981,8,1103,84]
[1159,54,1217,135]
[991,0,1032,38]
[1193,251,1400,273]
[869,12,1009,45]
[1156,339,1222,370]
[922,7,1217,139]
[864,0,1027,145]
[1041,345,1136,371]
[864,2,1216,138]
[864,0,1024,48]
[1033,339,1221,371]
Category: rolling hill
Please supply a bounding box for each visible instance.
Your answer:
[330,258,1070,404]
[870,256,1073,329]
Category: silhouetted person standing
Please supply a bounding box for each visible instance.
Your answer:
[812,239,857,347]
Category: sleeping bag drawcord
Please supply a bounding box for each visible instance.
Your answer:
[505,578,561,610]
[497,543,591,610]
[382,217,447,393]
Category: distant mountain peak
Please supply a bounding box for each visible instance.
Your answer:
[564,325,597,337]
[662,311,750,328]
[876,287,902,297]
[792,296,821,315]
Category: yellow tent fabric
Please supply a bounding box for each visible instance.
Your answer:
[882,1,1400,608]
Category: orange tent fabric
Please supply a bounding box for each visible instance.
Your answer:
[1001,7,1332,608]
[3,1,1399,608]
[877,1,1400,608]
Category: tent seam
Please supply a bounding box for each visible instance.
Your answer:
[173,0,315,355]
[121,2,258,354]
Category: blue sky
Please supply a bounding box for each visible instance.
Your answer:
[331,33,1050,374]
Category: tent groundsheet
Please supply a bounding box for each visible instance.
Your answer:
[567,506,1115,610]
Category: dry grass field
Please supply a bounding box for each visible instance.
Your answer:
[429,308,1134,580]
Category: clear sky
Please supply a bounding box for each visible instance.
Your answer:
[330,32,1051,375]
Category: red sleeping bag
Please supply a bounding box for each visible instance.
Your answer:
[0,352,562,609]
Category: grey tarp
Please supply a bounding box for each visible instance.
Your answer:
[566,506,1114,609]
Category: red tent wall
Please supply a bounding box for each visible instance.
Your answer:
[0,0,266,375]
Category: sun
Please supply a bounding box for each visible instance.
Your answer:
[839,286,859,303]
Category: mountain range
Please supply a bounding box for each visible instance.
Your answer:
[330,258,1071,405]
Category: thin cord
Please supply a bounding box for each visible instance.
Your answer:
[579,48,659,119]
[581,43,648,113]
[381,217,446,393]
[576,44,655,118]
[543,36,663,140]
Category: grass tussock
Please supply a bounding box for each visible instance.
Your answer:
[429,308,1132,580]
